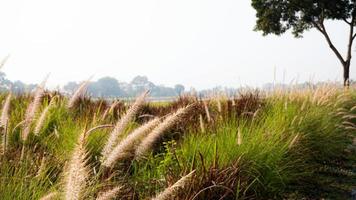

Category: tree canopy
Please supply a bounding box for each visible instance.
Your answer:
[252,0,355,37]
[252,0,355,87]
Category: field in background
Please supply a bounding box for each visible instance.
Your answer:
[0,84,355,200]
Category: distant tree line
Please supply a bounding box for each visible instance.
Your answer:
[0,72,185,97]
[63,75,185,98]
[0,72,37,93]
[0,72,354,98]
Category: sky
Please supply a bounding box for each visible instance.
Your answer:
[0,0,354,90]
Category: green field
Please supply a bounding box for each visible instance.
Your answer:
[0,85,355,200]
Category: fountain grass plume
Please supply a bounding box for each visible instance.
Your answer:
[102,118,160,167]
[67,77,92,109]
[0,55,9,70]
[203,101,211,122]
[34,96,57,135]
[64,130,90,200]
[288,133,300,149]
[22,76,48,141]
[96,186,122,200]
[108,100,120,114]
[0,92,11,128]
[39,192,58,200]
[151,170,195,200]
[101,90,148,161]
[135,105,192,159]
[199,114,205,133]
[236,127,242,146]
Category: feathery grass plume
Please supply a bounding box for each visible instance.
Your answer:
[96,186,122,200]
[1,123,8,155]
[199,114,205,133]
[101,107,110,121]
[67,77,92,109]
[151,170,195,200]
[34,96,57,135]
[351,105,356,112]
[0,93,10,154]
[203,101,211,122]
[64,130,89,200]
[0,54,10,70]
[342,114,356,120]
[288,134,300,149]
[335,111,347,116]
[291,115,298,126]
[252,108,260,122]
[108,100,120,115]
[100,100,121,121]
[0,92,11,128]
[20,144,25,160]
[298,116,304,126]
[342,121,356,128]
[311,87,322,104]
[22,76,48,141]
[85,124,115,136]
[231,99,236,106]
[317,87,336,106]
[236,127,242,146]
[217,99,222,113]
[333,95,348,108]
[36,156,46,178]
[300,98,308,111]
[135,105,191,158]
[39,192,58,200]
[102,118,160,167]
[101,91,148,161]
[92,112,98,125]
[345,126,356,130]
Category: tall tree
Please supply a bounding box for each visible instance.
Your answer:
[252,0,355,87]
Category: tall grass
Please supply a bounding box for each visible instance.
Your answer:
[0,85,354,199]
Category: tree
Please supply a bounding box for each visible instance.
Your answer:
[251,0,355,87]
[63,81,79,94]
[130,75,155,95]
[174,84,185,95]
[0,72,12,91]
[91,77,126,97]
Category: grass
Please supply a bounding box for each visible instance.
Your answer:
[0,86,355,199]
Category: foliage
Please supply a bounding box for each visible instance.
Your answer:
[251,0,355,37]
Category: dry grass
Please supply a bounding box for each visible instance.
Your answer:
[135,105,192,159]
[34,96,57,135]
[0,92,11,128]
[39,192,58,200]
[101,91,148,162]
[102,118,160,167]
[67,78,92,109]
[96,186,122,200]
[63,131,89,200]
[151,170,195,200]
[22,78,47,141]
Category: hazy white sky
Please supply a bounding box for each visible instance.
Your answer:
[0,0,354,89]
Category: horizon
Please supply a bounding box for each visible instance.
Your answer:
[0,69,345,94]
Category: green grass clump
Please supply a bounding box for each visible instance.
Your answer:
[136,91,355,199]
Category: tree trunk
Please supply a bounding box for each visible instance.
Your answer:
[343,61,350,88]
